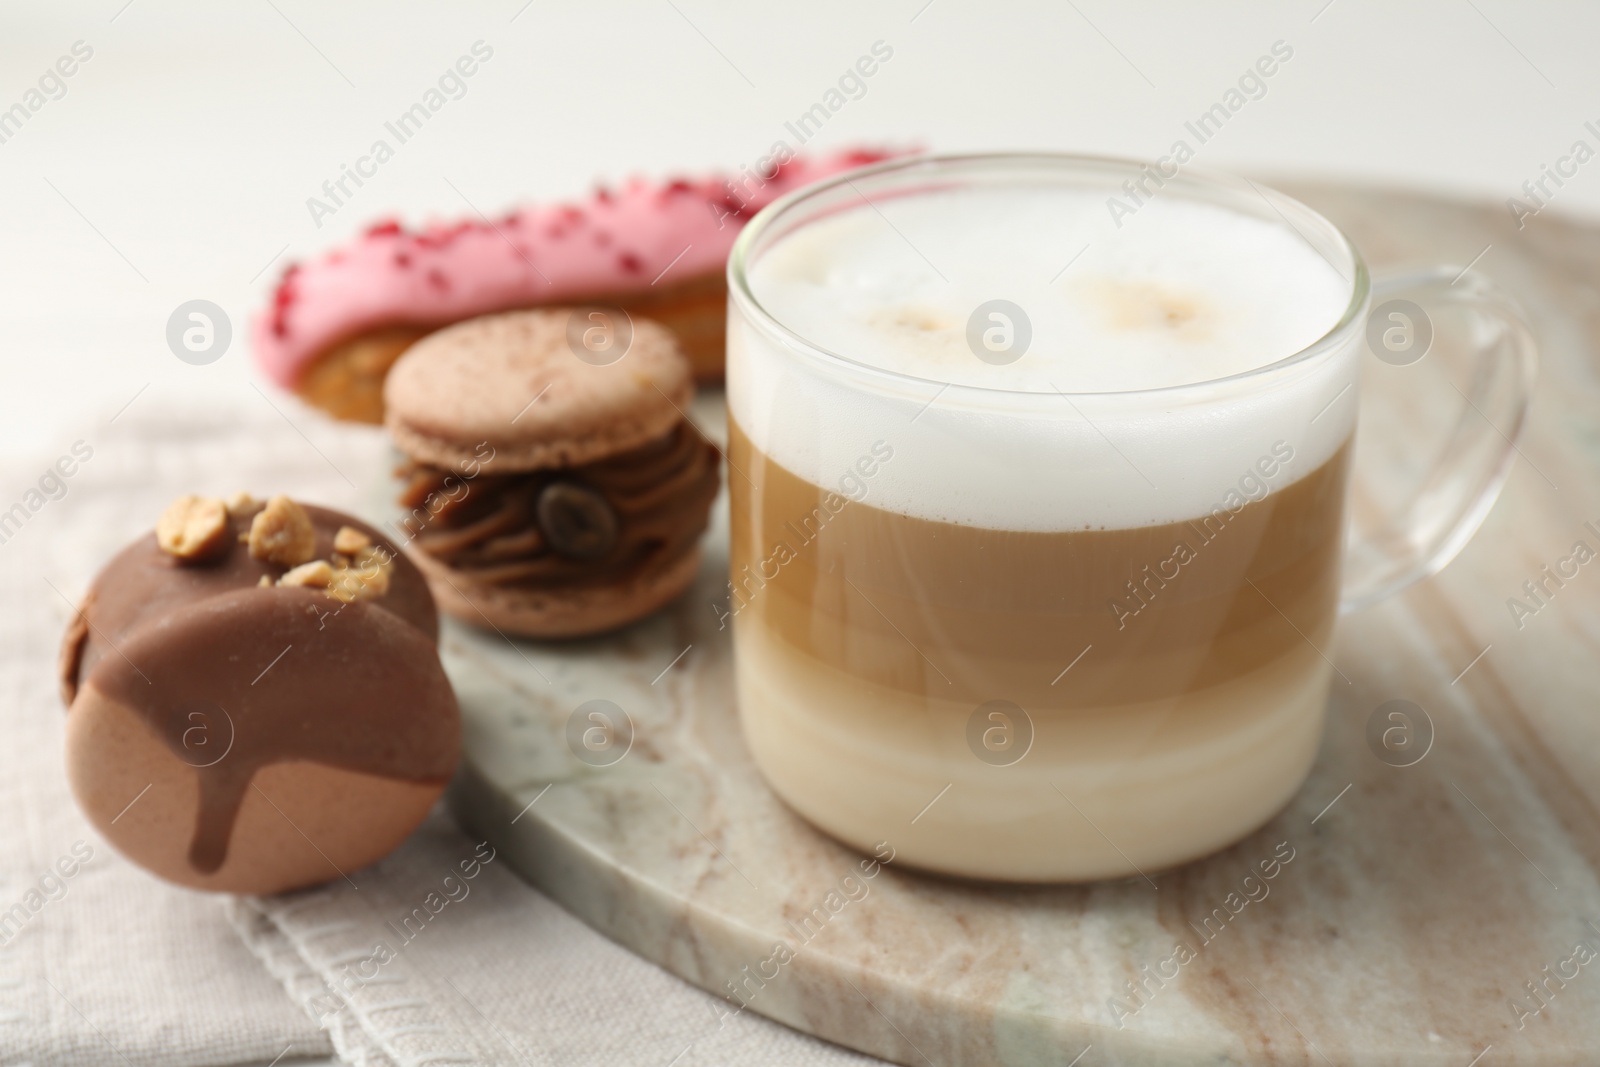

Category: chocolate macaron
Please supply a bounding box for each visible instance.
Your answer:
[384,309,721,638]
[60,494,460,895]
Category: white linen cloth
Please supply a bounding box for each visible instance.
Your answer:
[2,396,878,1066]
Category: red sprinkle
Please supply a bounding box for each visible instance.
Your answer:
[426,269,450,292]
[366,219,403,237]
[618,252,642,274]
[394,252,412,268]
[415,220,477,250]
[844,148,890,166]
[269,264,301,338]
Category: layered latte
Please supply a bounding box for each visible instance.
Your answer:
[728,173,1358,880]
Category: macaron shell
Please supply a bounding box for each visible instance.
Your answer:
[65,584,460,894]
[412,542,703,638]
[66,689,442,895]
[384,309,694,474]
[294,270,733,425]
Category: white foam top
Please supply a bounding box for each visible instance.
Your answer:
[729,184,1361,531]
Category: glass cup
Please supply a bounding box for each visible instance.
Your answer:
[723,153,1534,882]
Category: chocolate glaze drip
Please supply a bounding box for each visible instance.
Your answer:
[400,422,720,588]
[60,506,458,874]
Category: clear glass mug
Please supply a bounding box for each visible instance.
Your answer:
[723,153,1534,882]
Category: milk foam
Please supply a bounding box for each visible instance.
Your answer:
[730,185,1361,531]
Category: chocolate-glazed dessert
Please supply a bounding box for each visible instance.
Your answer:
[384,309,721,638]
[60,493,460,894]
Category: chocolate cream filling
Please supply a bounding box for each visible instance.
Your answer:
[399,422,721,588]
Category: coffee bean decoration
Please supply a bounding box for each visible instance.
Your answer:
[536,482,618,561]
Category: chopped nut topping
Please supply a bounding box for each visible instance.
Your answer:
[257,574,272,587]
[328,545,393,602]
[225,491,258,516]
[279,560,334,588]
[248,495,317,566]
[333,525,372,555]
[156,495,231,561]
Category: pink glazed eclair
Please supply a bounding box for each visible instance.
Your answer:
[253,147,902,423]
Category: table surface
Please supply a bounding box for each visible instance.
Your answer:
[448,182,1600,1066]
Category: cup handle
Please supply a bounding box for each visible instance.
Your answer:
[1340,267,1538,613]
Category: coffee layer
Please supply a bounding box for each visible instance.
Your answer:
[736,617,1332,881]
[728,419,1349,710]
[728,420,1350,879]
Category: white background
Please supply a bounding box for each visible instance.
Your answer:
[2,1,1597,465]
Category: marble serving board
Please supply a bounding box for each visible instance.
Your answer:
[444,184,1600,1066]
